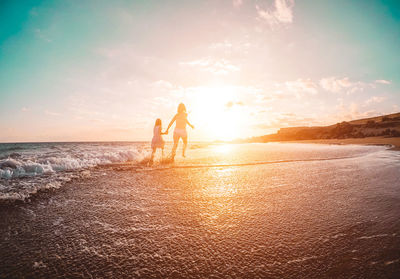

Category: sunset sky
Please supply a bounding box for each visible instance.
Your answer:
[1,0,399,142]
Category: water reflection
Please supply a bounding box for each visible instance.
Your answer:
[202,168,237,198]
[212,144,235,154]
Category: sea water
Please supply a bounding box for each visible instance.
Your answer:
[0,141,397,202]
[0,142,148,201]
[1,142,400,278]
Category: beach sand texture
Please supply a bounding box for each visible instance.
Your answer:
[1,143,400,278]
[287,136,400,151]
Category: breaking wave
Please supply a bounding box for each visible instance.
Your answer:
[0,150,146,179]
[0,142,149,202]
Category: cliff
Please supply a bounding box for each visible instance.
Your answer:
[242,112,400,143]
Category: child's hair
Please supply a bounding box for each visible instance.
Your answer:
[154,118,162,127]
[177,103,186,113]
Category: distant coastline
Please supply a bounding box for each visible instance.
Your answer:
[236,112,400,150]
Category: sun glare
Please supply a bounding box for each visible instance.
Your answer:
[212,144,234,153]
[188,86,248,141]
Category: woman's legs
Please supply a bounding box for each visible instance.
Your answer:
[182,136,187,157]
[171,133,180,160]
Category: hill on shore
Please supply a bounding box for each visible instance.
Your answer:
[240,112,400,143]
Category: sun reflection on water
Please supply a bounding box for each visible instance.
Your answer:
[212,144,235,154]
[196,168,240,228]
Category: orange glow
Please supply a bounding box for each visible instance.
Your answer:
[188,86,249,141]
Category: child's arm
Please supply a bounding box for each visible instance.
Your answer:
[166,115,177,133]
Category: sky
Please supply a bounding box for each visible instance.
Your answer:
[0,0,399,142]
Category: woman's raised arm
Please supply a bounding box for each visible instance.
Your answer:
[186,119,194,129]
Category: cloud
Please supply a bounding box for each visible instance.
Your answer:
[44,110,61,116]
[334,102,378,122]
[254,112,318,130]
[34,28,52,42]
[180,58,240,75]
[21,107,30,112]
[256,0,295,27]
[375,79,391,85]
[29,8,38,17]
[153,80,173,89]
[225,101,244,108]
[319,77,367,94]
[364,96,387,105]
[209,41,234,50]
[233,0,243,8]
[320,77,352,93]
[285,78,318,95]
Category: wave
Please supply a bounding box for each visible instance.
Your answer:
[0,149,147,180]
[0,146,149,202]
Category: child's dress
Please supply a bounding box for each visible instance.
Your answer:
[151,125,165,149]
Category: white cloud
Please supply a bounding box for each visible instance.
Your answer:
[333,102,378,122]
[29,8,38,17]
[320,77,351,93]
[180,58,240,75]
[34,28,52,42]
[375,79,391,85]
[285,78,318,95]
[153,80,173,89]
[21,107,30,112]
[45,110,61,116]
[233,0,243,9]
[256,0,295,27]
[255,112,319,130]
[209,41,234,50]
[319,77,367,94]
[364,96,387,105]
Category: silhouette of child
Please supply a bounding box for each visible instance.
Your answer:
[150,118,167,165]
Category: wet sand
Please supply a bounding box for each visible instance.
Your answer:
[287,136,400,151]
[1,155,400,278]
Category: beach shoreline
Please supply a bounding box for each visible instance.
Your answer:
[284,136,400,151]
[1,144,400,278]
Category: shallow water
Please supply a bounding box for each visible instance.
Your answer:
[0,142,149,201]
[0,143,400,278]
[0,141,387,201]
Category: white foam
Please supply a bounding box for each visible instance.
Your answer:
[0,149,147,179]
[0,143,150,201]
[358,234,389,240]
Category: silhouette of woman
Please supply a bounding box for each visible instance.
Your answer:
[165,103,194,161]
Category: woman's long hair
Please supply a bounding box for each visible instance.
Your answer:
[177,103,186,114]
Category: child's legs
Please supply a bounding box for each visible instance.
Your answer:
[150,148,156,162]
[182,136,187,156]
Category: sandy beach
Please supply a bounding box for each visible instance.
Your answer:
[1,143,400,278]
[287,136,400,151]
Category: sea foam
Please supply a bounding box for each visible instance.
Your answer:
[0,142,149,201]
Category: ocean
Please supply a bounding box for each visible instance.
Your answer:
[1,142,399,278]
[0,141,395,202]
[0,142,149,201]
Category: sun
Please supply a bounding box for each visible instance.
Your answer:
[187,86,248,141]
